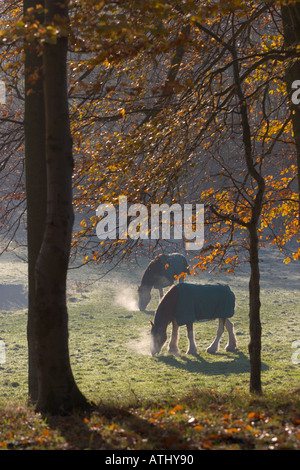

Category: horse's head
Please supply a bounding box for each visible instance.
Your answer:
[150,321,167,356]
[137,285,151,311]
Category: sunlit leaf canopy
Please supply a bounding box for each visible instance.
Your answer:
[0,0,299,270]
[68,1,299,269]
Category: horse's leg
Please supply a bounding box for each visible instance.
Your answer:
[159,288,164,299]
[186,323,198,355]
[224,318,237,351]
[168,320,180,354]
[206,318,225,354]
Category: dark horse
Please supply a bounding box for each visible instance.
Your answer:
[150,283,237,356]
[138,253,189,311]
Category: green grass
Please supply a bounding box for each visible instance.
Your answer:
[0,250,299,449]
[67,274,300,402]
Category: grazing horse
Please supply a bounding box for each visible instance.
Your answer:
[150,283,237,356]
[138,253,189,311]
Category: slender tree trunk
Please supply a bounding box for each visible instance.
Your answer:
[24,0,47,404]
[34,0,88,414]
[248,224,262,394]
[281,4,300,216]
[231,37,265,394]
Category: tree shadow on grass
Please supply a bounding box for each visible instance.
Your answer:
[155,350,269,376]
[46,412,109,450]
[46,404,196,450]
[44,355,265,450]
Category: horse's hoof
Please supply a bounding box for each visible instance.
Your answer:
[186,349,198,356]
[206,347,218,354]
[168,349,180,355]
[225,345,237,352]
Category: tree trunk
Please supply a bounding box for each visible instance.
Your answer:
[24,0,47,404]
[231,39,265,395]
[248,224,262,395]
[34,0,88,414]
[281,4,300,216]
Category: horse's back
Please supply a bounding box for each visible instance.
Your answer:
[175,283,235,326]
[165,253,189,270]
[158,253,189,283]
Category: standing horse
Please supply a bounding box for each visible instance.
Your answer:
[150,283,237,356]
[138,253,189,311]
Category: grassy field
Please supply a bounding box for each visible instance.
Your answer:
[0,246,299,449]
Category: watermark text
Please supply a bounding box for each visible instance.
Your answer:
[0,340,5,365]
[292,80,300,105]
[96,196,204,250]
[0,80,5,105]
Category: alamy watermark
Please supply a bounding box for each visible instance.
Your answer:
[291,340,300,365]
[292,80,300,105]
[0,340,5,365]
[0,80,5,105]
[96,196,204,250]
